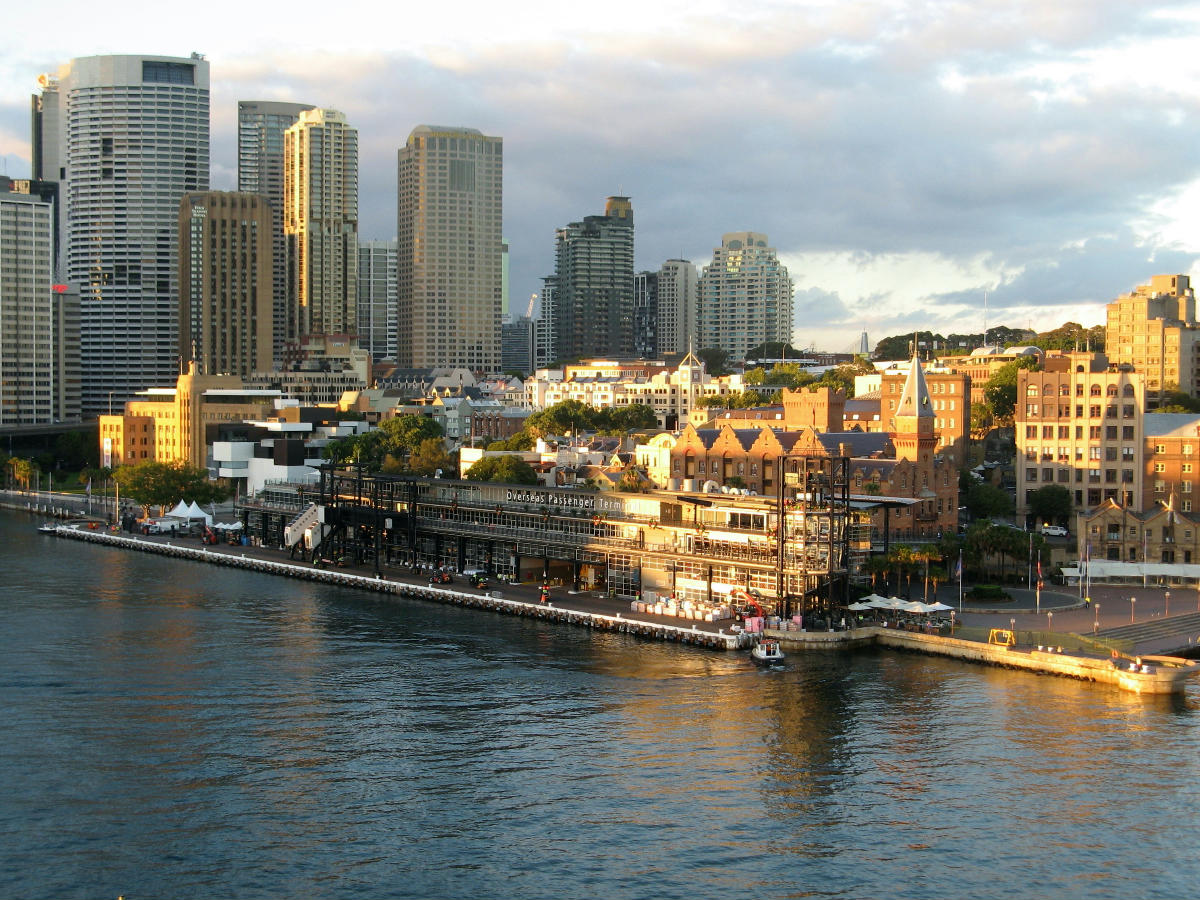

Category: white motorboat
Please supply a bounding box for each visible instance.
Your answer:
[37,522,58,534]
[751,639,785,666]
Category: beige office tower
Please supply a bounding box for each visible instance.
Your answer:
[397,126,503,370]
[1105,274,1200,406]
[283,108,358,342]
[178,192,273,376]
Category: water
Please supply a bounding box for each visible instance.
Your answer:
[3,510,1200,899]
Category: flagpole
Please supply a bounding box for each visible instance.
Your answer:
[957,549,963,614]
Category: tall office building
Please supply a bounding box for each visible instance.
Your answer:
[657,259,699,356]
[549,196,634,361]
[1105,274,1200,406]
[358,240,398,363]
[237,101,314,365]
[397,125,503,371]
[34,53,210,418]
[697,232,793,363]
[283,108,358,342]
[178,192,273,377]
[0,181,80,425]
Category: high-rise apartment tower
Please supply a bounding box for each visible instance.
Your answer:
[238,101,314,365]
[397,125,503,371]
[283,108,358,342]
[697,232,793,363]
[550,196,634,361]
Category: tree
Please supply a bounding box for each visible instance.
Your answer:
[983,356,1040,422]
[487,431,536,451]
[1029,484,1072,526]
[1150,387,1200,414]
[745,341,802,361]
[463,455,539,485]
[965,482,1014,519]
[526,400,597,438]
[818,358,875,397]
[114,460,227,515]
[9,457,38,490]
[599,404,659,433]
[409,438,456,477]
[970,402,993,433]
[695,347,730,376]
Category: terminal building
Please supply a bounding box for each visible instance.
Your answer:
[237,454,859,622]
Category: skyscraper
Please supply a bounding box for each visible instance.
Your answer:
[550,196,634,362]
[397,125,503,371]
[283,108,358,342]
[0,180,80,425]
[697,232,793,363]
[358,240,398,363]
[238,101,314,365]
[178,192,273,376]
[35,53,211,418]
[656,259,699,356]
[634,270,658,358]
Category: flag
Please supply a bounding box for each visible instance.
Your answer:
[86,478,92,498]
[954,552,963,583]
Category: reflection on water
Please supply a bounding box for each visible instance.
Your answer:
[3,512,1200,899]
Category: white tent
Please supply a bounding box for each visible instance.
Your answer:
[165,500,191,520]
[186,501,212,525]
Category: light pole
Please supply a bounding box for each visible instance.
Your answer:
[1010,617,1016,644]
[1165,590,1170,618]
[1130,596,1136,624]
[1094,602,1100,634]
[1047,611,1053,632]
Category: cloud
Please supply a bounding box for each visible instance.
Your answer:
[4,0,1200,352]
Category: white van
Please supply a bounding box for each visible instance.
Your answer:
[1040,524,1068,537]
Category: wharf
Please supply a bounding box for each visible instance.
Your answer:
[766,624,1200,694]
[49,523,748,651]
[33,513,1200,695]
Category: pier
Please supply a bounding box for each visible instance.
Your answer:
[50,523,747,651]
[29,511,1200,695]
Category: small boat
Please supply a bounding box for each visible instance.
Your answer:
[37,522,58,534]
[751,639,785,666]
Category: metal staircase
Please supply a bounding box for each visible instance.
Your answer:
[284,503,326,549]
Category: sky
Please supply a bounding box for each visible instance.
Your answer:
[2,0,1200,355]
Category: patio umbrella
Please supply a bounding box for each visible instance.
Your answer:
[847,601,874,612]
[925,601,954,612]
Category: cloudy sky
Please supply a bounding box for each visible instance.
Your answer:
[3,0,1199,354]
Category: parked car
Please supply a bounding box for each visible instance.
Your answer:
[1040,524,1068,537]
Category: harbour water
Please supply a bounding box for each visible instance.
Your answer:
[3,510,1200,899]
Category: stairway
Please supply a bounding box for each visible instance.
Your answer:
[284,503,323,548]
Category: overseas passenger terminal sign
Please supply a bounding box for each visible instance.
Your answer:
[505,489,596,510]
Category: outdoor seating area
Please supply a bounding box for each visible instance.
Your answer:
[847,593,957,633]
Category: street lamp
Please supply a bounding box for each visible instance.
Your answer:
[1165,590,1170,618]
[1130,596,1136,624]
[1010,617,1016,644]
[1047,611,1053,632]
[1094,602,1100,634]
